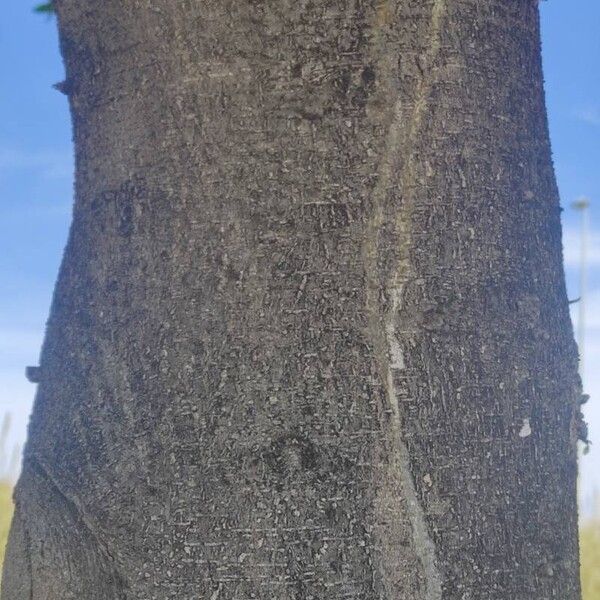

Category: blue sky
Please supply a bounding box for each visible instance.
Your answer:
[541,0,600,513]
[0,3,599,506]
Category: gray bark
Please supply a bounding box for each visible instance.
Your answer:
[2,1,582,598]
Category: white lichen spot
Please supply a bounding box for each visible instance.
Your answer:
[423,473,433,487]
[519,418,532,438]
[210,585,222,600]
[388,335,405,369]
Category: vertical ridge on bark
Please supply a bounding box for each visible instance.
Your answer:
[363,1,448,597]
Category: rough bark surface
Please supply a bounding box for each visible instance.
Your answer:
[2,1,581,599]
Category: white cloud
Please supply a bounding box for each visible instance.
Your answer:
[0,369,35,479]
[570,286,600,513]
[577,331,600,510]
[574,106,600,126]
[0,146,72,180]
[0,328,43,360]
[570,286,600,329]
[562,225,600,268]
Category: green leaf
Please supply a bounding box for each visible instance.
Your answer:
[34,2,55,14]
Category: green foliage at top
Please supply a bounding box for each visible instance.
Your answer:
[582,518,600,599]
[34,2,55,14]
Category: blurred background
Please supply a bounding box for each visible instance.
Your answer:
[0,0,599,595]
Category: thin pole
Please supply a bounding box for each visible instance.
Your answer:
[572,197,590,516]
[572,196,590,384]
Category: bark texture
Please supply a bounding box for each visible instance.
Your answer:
[2,1,582,598]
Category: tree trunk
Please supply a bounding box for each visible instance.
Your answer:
[2,1,582,598]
